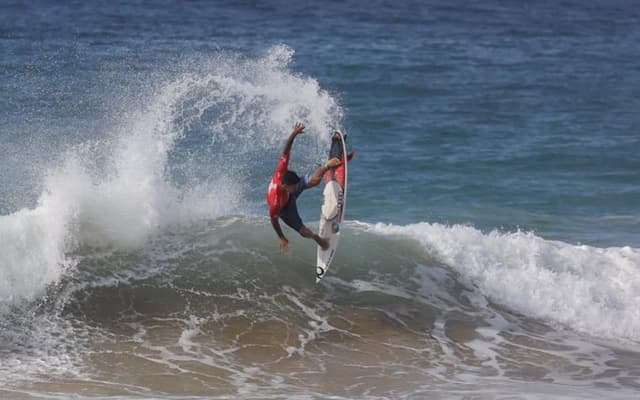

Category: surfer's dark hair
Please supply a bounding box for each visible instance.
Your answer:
[281,170,300,186]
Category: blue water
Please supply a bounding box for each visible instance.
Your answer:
[3,0,639,245]
[2,1,640,399]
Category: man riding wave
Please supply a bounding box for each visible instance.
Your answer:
[266,122,341,252]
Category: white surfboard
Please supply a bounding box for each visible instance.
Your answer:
[316,130,349,282]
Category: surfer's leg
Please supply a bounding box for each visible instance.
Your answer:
[280,199,304,231]
[299,226,329,250]
[306,159,342,189]
[281,193,328,250]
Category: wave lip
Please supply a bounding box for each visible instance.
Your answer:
[365,221,640,342]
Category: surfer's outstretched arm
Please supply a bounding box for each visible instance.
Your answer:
[282,122,305,155]
[306,158,341,189]
[270,217,289,252]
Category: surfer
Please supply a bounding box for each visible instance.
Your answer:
[267,122,341,252]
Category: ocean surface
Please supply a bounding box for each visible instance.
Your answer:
[1,1,640,399]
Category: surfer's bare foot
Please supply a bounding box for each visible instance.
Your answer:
[299,226,328,250]
[318,237,329,250]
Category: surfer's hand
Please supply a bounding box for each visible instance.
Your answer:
[279,237,289,252]
[325,158,341,169]
[291,122,305,136]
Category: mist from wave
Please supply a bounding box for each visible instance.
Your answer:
[0,45,343,309]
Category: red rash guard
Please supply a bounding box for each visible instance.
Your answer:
[266,153,290,218]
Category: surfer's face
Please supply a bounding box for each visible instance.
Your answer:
[280,183,297,193]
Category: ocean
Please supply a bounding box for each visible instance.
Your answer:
[1,0,640,399]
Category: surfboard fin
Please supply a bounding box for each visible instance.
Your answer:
[347,150,355,162]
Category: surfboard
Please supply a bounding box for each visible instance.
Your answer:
[316,130,350,282]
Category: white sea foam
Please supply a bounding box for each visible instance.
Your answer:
[0,190,74,305]
[0,45,342,307]
[365,222,640,342]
